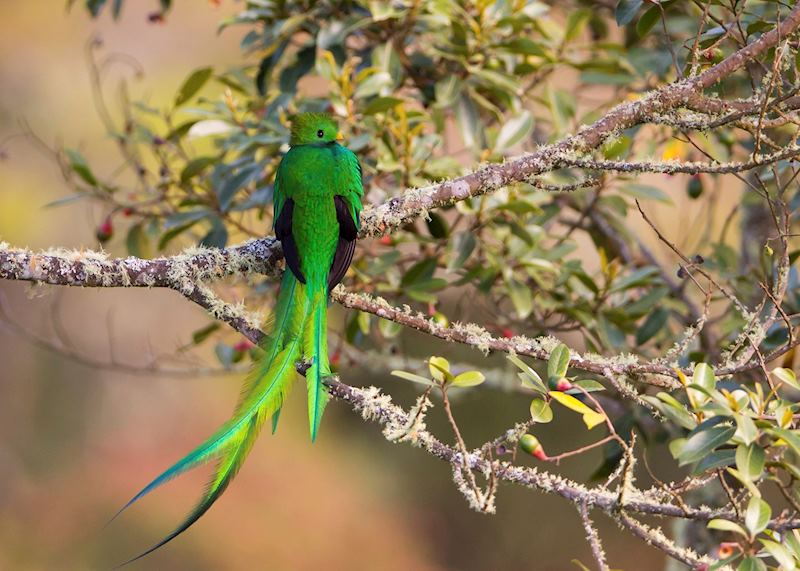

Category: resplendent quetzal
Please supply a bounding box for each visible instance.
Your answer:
[117,113,363,563]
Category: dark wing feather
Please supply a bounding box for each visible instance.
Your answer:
[328,195,358,290]
[334,195,358,240]
[275,198,306,284]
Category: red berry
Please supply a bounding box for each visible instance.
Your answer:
[96,217,113,243]
[233,338,254,353]
[122,207,134,217]
[556,378,573,391]
[501,327,514,339]
[330,350,341,367]
[379,235,392,246]
[519,434,546,460]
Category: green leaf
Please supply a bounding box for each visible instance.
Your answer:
[65,149,98,187]
[167,120,200,142]
[744,496,771,538]
[772,367,800,390]
[619,183,672,204]
[734,414,758,445]
[636,6,660,37]
[200,216,228,248]
[448,232,476,271]
[85,0,108,18]
[570,380,605,393]
[636,308,668,345]
[564,9,591,42]
[498,38,548,57]
[362,96,403,115]
[693,362,716,392]
[609,267,659,292]
[401,258,437,287]
[44,194,89,208]
[111,0,123,19]
[494,110,533,152]
[175,67,213,107]
[615,0,643,26]
[455,94,482,149]
[547,344,571,381]
[735,444,765,482]
[192,322,220,345]
[675,424,736,466]
[357,311,371,335]
[508,355,547,394]
[759,539,795,571]
[766,427,800,456]
[217,164,262,212]
[708,519,748,538]
[602,135,630,159]
[694,449,735,474]
[378,318,402,339]
[784,529,800,560]
[125,222,151,258]
[426,212,449,239]
[428,356,452,383]
[726,467,761,498]
[642,392,696,430]
[452,370,485,388]
[391,370,434,386]
[354,71,393,98]
[434,76,462,108]
[736,556,766,571]
[530,399,553,423]
[507,278,533,319]
[180,157,216,184]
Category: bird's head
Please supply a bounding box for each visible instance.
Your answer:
[289,112,343,146]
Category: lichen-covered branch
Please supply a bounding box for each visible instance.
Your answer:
[324,379,800,533]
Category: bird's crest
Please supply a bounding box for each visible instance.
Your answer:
[290,112,341,146]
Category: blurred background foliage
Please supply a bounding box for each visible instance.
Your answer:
[1,0,799,569]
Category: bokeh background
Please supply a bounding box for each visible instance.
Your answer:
[0,3,684,569]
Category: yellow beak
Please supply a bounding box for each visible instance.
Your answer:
[336,131,345,141]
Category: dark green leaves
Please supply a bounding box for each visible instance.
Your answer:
[671,423,736,466]
[615,0,643,26]
[65,149,98,187]
[175,67,213,107]
[126,222,151,258]
[363,96,403,115]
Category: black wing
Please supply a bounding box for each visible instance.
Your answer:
[328,195,358,291]
[275,198,306,284]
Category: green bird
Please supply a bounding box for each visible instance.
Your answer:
[116,113,363,563]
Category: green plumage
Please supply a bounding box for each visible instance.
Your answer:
[116,113,363,564]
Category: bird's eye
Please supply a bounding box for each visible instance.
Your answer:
[317,129,324,138]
